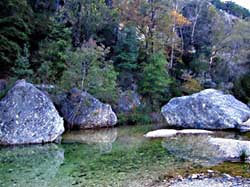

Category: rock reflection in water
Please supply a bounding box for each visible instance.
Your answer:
[0,144,64,187]
[163,135,225,166]
[63,128,117,153]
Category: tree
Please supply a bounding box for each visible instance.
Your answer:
[0,0,33,76]
[33,22,71,85]
[114,0,172,54]
[139,51,172,109]
[61,40,118,104]
[168,0,191,68]
[113,26,139,72]
[11,44,33,80]
[59,0,118,47]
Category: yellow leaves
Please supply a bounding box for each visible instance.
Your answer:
[171,10,191,26]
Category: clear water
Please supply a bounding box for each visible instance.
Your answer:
[0,125,249,187]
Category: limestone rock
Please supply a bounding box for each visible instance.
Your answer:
[144,129,178,138]
[59,88,117,129]
[161,89,250,131]
[0,80,64,145]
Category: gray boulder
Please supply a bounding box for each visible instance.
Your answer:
[117,90,141,112]
[0,80,64,145]
[161,89,250,131]
[59,88,117,129]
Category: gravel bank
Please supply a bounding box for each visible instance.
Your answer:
[168,177,250,187]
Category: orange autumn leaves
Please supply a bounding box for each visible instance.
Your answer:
[171,10,191,26]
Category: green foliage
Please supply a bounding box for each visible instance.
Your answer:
[117,106,152,125]
[33,23,71,84]
[0,80,16,100]
[113,26,139,71]
[139,51,172,109]
[61,0,119,47]
[11,44,33,80]
[233,74,250,103]
[240,149,248,162]
[0,0,33,74]
[61,42,118,104]
[181,78,203,95]
[211,0,250,19]
[189,55,210,73]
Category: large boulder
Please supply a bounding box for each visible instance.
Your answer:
[0,80,64,145]
[59,88,117,129]
[161,89,250,131]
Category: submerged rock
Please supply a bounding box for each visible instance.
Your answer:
[0,80,64,145]
[59,88,117,129]
[63,128,117,153]
[161,89,250,131]
[208,138,250,160]
[163,135,224,166]
[63,128,117,144]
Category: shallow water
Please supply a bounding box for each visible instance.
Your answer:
[0,125,249,187]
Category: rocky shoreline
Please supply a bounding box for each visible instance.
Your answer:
[167,176,250,187]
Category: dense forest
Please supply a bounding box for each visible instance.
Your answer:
[1,0,250,123]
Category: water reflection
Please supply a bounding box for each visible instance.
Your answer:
[163,135,225,166]
[63,128,117,153]
[0,144,64,187]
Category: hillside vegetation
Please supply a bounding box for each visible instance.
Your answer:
[1,0,250,113]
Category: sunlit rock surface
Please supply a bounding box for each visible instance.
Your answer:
[161,89,250,131]
[0,80,64,145]
[144,129,178,138]
[144,129,213,138]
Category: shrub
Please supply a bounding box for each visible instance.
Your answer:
[233,73,250,103]
[181,78,203,95]
[60,41,118,105]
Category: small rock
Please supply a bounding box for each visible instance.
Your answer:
[222,174,233,179]
[207,170,214,173]
[240,119,250,132]
[191,174,199,179]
